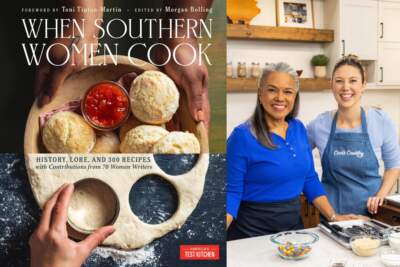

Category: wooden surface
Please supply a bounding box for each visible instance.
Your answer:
[227,77,331,92]
[300,195,320,229]
[227,24,334,43]
[373,203,400,226]
[24,55,209,154]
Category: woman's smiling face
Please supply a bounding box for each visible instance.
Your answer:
[332,65,365,109]
[259,72,297,122]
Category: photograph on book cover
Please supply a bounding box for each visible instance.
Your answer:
[226,0,400,266]
[0,0,226,266]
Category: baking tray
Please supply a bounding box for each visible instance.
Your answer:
[318,219,392,249]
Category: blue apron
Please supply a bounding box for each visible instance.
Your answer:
[321,108,382,215]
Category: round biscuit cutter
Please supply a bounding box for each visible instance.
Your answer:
[24,56,209,249]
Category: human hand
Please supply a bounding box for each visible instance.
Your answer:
[158,37,211,130]
[367,196,384,214]
[29,183,114,267]
[33,35,98,107]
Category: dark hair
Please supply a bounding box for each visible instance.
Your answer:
[332,54,365,83]
[250,62,300,149]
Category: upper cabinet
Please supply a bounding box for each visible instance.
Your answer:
[379,1,400,42]
[325,0,400,87]
[325,0,379,74]
[377,1,400,86]
[341,0,378,60]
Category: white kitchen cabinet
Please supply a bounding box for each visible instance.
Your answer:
[379,1,400,43]
[376,1,400,86]
[377,43,400,85]
[324,0,378,75]
[342,0,378,60]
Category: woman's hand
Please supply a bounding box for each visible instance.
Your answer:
[34,0,103,107]
[157,37,210,130]
[335,214,369,221]
[30,183,115,267]
[367,196,385,214]
[34,35,99,107]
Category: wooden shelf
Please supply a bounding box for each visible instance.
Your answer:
[227,77,330,92]
[227,24,334,43]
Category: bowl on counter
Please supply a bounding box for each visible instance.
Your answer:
[270,231,319,260]
[350,235,381,257]
[380,247,400,267]
[389,232,400,249]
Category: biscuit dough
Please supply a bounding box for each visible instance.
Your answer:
[26,153,209,249]
[42,111,96,153]
[130,71,179,124]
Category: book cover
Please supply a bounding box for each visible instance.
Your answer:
[0,1,226,266]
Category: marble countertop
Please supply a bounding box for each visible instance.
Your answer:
[227,227,388,267]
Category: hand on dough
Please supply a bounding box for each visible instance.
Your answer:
[29,183,114,267]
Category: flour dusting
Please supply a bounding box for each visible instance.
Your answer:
[92,245,158,266]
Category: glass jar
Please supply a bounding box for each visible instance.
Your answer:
[251,62,261,78]
[237,62,247,78]
[227,62,233,78]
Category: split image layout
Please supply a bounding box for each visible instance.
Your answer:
[1,0,400,267]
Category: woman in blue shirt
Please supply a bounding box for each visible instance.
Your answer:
[307,56,400,216]
[227,62,358,240]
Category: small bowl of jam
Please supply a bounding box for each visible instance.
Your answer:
[82,81,130,131]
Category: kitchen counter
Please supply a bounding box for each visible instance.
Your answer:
[227,227,387,267]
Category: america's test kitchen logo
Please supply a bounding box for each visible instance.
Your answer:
[180,245,220,261]
[333,150,364,159]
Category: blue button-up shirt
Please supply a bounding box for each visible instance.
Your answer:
[227,119,326,219]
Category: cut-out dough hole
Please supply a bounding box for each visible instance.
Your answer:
[129,175,178,224]
[153,154,199,175]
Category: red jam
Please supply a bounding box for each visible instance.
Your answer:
[82,82,130,130]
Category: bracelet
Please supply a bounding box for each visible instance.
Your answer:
[329,213,337,222]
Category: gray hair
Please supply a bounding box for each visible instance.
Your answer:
[257,62,299,91]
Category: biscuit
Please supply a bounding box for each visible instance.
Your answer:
[120,125,168,153]
[91,131,120,153]
[42,111,96,153]
[130,71,179,124]
[153,131,200,154]
[119,115,143,141]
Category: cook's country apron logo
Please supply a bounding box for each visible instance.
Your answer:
[333,150,364,158]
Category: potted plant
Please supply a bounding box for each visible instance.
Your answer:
[311,54,329,78]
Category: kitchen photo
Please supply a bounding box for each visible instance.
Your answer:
[226,0,400,266]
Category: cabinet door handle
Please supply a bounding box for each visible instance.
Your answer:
[341,40,346,57]
[380,22,384,39]
[380,67,384,83]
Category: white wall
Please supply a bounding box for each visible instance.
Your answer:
[227,90,400,138]
[228,40,325,78]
